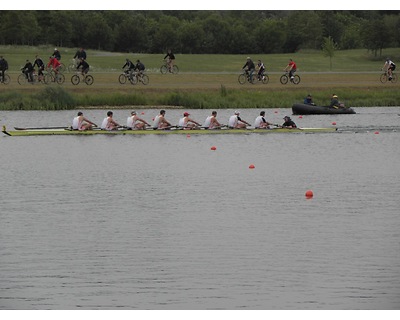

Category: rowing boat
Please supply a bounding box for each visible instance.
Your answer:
[2,126,337,136]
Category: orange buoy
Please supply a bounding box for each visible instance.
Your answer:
[305,190,314,199]
[332,122,336,125]
[211,146,216,150]
[249,164,255,169]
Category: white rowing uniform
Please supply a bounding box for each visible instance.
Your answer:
[72,116,82,130]
[203,116,212,128]
[228,115,239,128]
[153,115,163,129]
[101,117,113,130]
[254,115,267,128]
[127,115,138,129]
[178,116,188,127]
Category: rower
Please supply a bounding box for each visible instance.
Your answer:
[101,111,120,130]
[203,111,222,129]
[153,110,171,130]
[126,111,150,130]
[72,111,97,131]
[178,112,201,129]
[254,111,273,129]
[228,111,251,129]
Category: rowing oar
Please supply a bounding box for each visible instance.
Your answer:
[14,126,71,130]
[2,125,11,136]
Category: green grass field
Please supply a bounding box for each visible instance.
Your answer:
[1,45,400,110]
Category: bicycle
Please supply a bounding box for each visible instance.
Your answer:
[160,59,179,74]
[71,72,94,85]
[0,72,11,84]
[17,70,46,85]
[238,70,256,84]
[44,69,65,84]
[131,71,149,85]
[280,72,301,85]
[68,59,79,73]
[118,69,136,85]
[380,71,397,83]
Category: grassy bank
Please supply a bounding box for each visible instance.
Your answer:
[1,46,400,110]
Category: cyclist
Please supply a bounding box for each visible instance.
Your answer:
[0,56,8,83]
[122,58,135,78]
[163,49,175,72]
[21,59,34,82]
[52,48,61,61]
[135,60,145,76]
[256,59,266,81]
[76,58,89,76]
[47,56,61,75]
[33,55,45,82]
[242,57,255,83]
[284,58,297,81]
[382,58,396,81]
[73,47,87,60]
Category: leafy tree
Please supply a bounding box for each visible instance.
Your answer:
[84,13,114,51]
[322,36,338,70]
[285,11,323,51]
[361,18,391,56]
[255,19,286,54]
[178,21,205,54]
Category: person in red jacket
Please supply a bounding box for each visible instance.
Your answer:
[284,58,297,81]
[47,56,61,74]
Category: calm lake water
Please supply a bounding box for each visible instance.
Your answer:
[1,107,400,310]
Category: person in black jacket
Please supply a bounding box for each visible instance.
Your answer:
[163,49,175,72]
[33,55,45,81]
[73,48,87,60]
[281,116,297,129]
[242,57,255,83]
[0,56,8,83]
[21,59,34,82]
[76,58,89,76]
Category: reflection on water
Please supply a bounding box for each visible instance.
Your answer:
[1,108,400,309]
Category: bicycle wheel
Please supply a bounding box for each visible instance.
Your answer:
[71,74,80,85]
[59,63,66,73]
[262,74,269,84]
[129,75,138,85]
[119,74,127,84]
[141,74,149,85]
[292,75,301,84]
[17,74,27,85]
[380,73,387,83]
[68,64,76,73]
[2,74,11,84]
[280,74,288,84]
[44,73,53,84]
[56,73,65,84]
[160,65,168,74]
[238,74,247,84]
[172,65,179,74]
[390,73,397,83]
[85,75,94,85]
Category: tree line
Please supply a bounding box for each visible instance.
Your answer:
[1,10,399,56]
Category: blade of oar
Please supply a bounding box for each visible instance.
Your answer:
[14,126,70,130]
[2,126,12,136]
